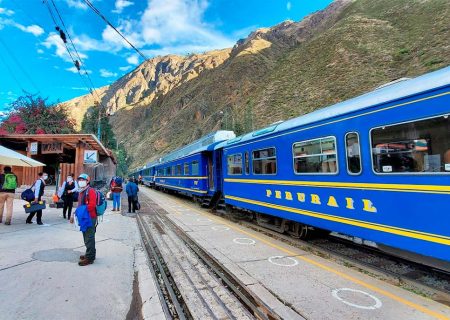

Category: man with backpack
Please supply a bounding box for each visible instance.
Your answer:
[70,173,101,266]
[110,176,123,212]
[0,166,18,225]
[26,172,47,225]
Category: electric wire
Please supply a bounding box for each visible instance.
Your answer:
[0,51,24,91]
[82,0,148,61]
[0,38,40,92]
[43,0,108,116]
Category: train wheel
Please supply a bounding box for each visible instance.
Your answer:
[288,222,310,240]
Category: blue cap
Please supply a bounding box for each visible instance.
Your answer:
[78,173,90,181]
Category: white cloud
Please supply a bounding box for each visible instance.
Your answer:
[42,32,88,62]
[113,0,134,14]
[15,24,44,36]
[286,1,292,11]
[71,87,89,91]
[126,54,139,65]
[100,68,118,78]
[0,18,44,36]
[66,66,91,74]
[119,66,132,71]
[65,0,88,10]
[37,48,44,54]
[140,0,233,50]
[0,7,14,16]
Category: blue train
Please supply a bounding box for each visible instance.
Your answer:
[131,66,450,269]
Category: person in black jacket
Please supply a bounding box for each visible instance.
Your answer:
[26,172,47,225]
[57,173,79,220]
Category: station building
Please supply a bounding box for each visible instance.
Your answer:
[0,134,116,188]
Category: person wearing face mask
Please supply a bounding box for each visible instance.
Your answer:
[26,172,47,225]
[70,173,98,266]
[57,173,79,220]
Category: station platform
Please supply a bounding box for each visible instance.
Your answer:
[0,198,165,320]
[140,187,450,320]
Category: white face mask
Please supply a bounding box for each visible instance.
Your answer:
[67,177,73,182]
[78,180,87,188]
[43,175,48,180]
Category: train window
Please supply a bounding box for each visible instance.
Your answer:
[175,164,182,175]
[227,153,243,175]
[371,115,450,174]
[345,132,362,174]
[172,166,175,176]
[184,163,189,175]
[244,152,250,175]
[192,161,199,175]
[252,148,277,175]
[293,137,338,174]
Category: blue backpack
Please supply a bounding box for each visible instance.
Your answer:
[21,182,35,202]
[94,189,107,216]
[83,187,107,218]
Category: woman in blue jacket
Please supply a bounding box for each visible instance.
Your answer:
[125,177,139,213]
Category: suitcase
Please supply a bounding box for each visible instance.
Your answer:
[23,201,46,213]
[56,200,64,209]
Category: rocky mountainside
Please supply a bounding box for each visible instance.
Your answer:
[61,0,450,168]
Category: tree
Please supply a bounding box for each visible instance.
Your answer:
[81,103,116,149]
[0,92,76,134]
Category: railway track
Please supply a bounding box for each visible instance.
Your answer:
[136,197,293,320]
[146,190,450,307]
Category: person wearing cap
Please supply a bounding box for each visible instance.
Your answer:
[70,173,98,266]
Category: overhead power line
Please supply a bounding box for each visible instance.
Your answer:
[82,0,148,61]
[0,38,40,92]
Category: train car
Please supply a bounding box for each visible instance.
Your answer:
[140,162,157,187]
[217,66,450,267]
[153,131,235,204]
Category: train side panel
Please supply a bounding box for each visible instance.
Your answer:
[222,86,450,262]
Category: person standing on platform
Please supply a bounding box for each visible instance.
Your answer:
[58,173,78,220]
[125,177,139,213]
[70,173,97,266]
[110,176,123,212]
[0,166,18,225]
[26,172,47,225]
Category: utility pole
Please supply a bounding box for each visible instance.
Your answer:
[95,100,101,141]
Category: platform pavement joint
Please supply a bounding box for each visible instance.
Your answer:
[0,198,166,320]
[139,186,450,320]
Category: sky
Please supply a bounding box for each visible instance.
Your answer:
[0,0,333,115]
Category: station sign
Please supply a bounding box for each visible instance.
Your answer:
[84,150,98,164]
[41,142,63,154]
[30,142,38,155]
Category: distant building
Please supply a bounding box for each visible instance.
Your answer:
[0,134,116,188]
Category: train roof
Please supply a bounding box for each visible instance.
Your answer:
[216,65,450,149]
[156,130,236,165]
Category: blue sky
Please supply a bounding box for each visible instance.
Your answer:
[0,0,332,114]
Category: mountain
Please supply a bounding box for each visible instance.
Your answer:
[61,0,450,168]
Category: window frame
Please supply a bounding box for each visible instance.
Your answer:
[369,114,450,175]
[244,151,250,175]
[191,160,199,176]
[252,146,277,175]
[345,132,362,175]
[292,136,339,175]
[227,153,243,176]
[184,162,189,176]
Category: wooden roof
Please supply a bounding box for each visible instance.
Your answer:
[0,134,111,157]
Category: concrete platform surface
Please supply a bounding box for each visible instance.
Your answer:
[142,187,450,320]
[0,198,166,320]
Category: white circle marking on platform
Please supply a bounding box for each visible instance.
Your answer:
[196,218,212,222]
[233,238,256,245]
[186,213,200,217]
[268,256,299,267]
[211,226,230,231]
[332,288,382,310]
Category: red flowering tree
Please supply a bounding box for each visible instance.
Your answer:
[0,93,76,134]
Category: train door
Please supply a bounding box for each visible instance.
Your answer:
[207,154,214,191]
